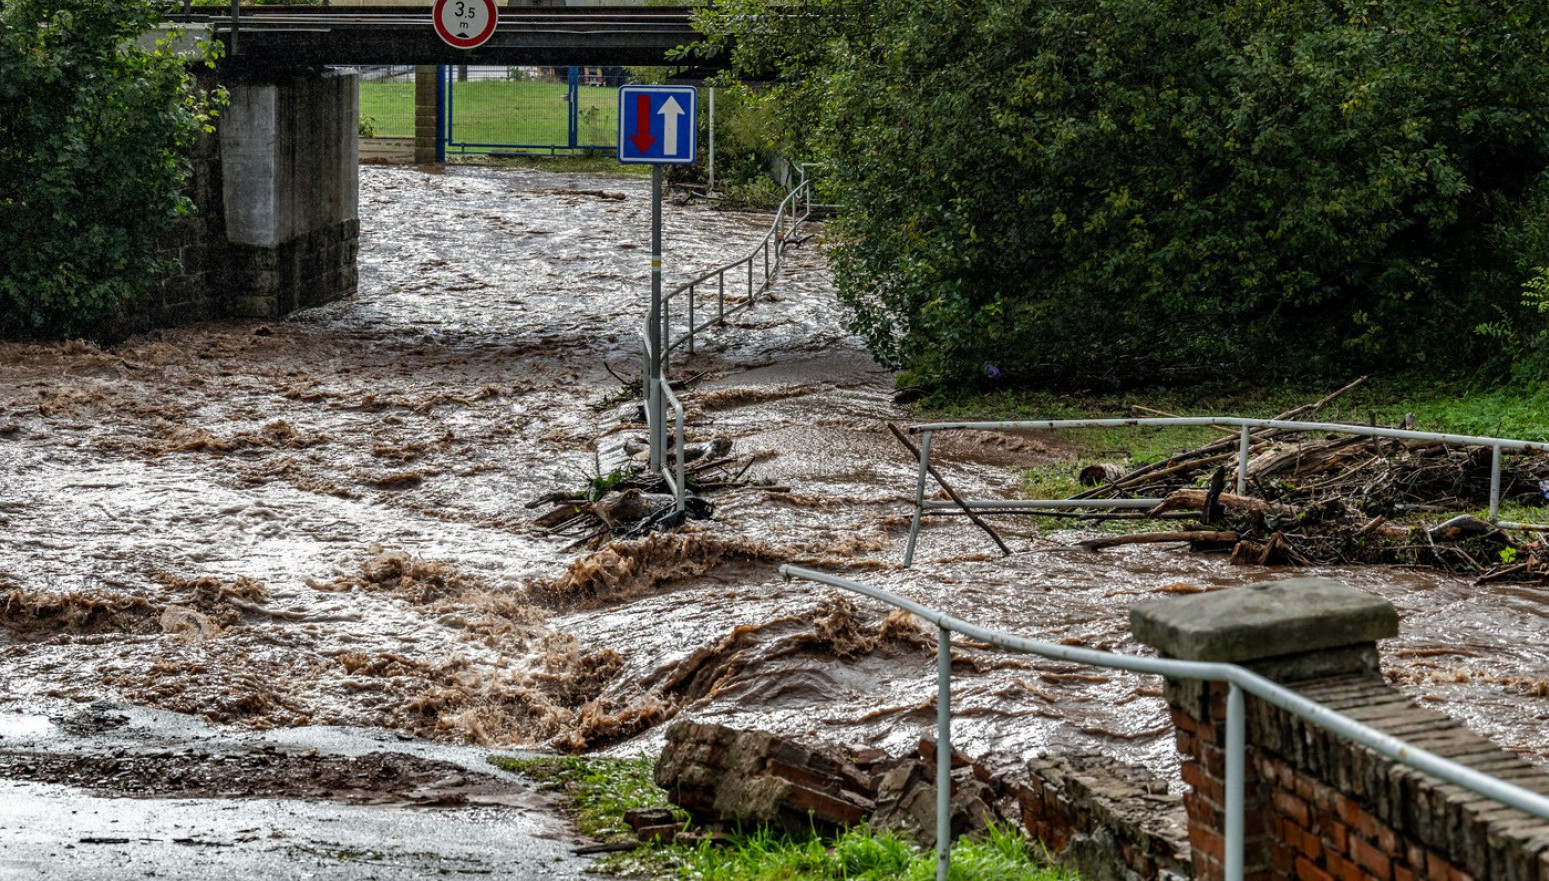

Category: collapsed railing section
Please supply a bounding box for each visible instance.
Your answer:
[639,163,818,509]
[779,564,1549,881]
[638,329,687,514]
[902,416,1549,566]
[659,162,816,368]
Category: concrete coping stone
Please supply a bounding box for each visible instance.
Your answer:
[1128,577,1398,663]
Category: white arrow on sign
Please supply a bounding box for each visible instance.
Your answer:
[658,96,685,157]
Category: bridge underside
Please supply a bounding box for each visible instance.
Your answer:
[151,6,725,328]
[169,6,719,71]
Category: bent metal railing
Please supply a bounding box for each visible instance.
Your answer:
[659,161,816,369]
[780,564,1549,881]
[903,417,1549,566]
[638,329,687,513]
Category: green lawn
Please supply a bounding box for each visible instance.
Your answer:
[358,81,415,138]
[359,79,620,151]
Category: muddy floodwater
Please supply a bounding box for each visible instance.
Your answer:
[4,164,1549,850]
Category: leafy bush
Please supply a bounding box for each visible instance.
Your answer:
[0,0,220,338]
[696,0,1549,387]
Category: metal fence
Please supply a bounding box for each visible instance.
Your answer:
[442,65,633,156]
[780,564,1549,881]
[660,162,817,368]
[902,416,1549,566]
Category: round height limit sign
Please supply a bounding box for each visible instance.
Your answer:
[432,0,497,50]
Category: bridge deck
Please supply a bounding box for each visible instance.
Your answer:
[169,6,714,69]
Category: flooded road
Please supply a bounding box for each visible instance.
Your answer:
[3,163,1548,843]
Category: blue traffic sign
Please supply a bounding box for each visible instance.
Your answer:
[617,85,698,165]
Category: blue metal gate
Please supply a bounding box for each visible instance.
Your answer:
[439,65,633,157]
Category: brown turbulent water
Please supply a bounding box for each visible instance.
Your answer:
[2,164,1547,789]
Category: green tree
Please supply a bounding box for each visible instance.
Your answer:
[696,0,1549,387]
[0,0,220,338]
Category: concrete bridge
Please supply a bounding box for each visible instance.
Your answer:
[175,6,704,69]
[149,6,715,329]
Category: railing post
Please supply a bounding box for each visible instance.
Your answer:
[1490,444,1502,520]
[1236,425,1251,495]
[1226,682,1244,881]
[904,430,933,567]
[673,395,686,511]
[641,332,652,423]
[648,373,661,471]
[936,626,952,881]
[567,66,580,150]
[437,65,449,163]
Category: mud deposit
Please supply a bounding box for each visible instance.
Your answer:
[3,163,1549,843]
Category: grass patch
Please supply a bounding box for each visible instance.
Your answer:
[361,79,621,148]
[670,823,1071,881]
[1368,383,1549,442]
[358,81,415,139]
[487,754,677,840]
[487,755,1072,879]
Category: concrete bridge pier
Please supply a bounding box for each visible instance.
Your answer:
[220,68,360,317]
[155,66,359,326]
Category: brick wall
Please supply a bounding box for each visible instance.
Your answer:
[415,66,439,164]
[1166,672,1549,881]
[1007,751,1190,879]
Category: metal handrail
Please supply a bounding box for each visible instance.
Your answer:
[660,380,687,512]
[632,162,819,508]
[903,416,1549,565]
[780,564,1549,881]
[636,329,687,512]
[659,161,815,366]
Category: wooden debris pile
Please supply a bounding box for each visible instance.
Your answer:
[1067,405,1549,583]
[529,435,777,549]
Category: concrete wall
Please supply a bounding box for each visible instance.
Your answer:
[221,68,359,317]
[150,67,359,328]
[1132,579,1549,881]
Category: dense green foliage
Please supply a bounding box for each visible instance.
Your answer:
[682,80,788,206]
[0,0,218,337]
[696,0,1549,387]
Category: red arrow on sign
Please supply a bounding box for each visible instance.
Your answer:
[629,94,656,153]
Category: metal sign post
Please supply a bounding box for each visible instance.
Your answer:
[648,164,664,470]
[619,85,698,471]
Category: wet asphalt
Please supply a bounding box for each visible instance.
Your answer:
[0,704,595,880]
